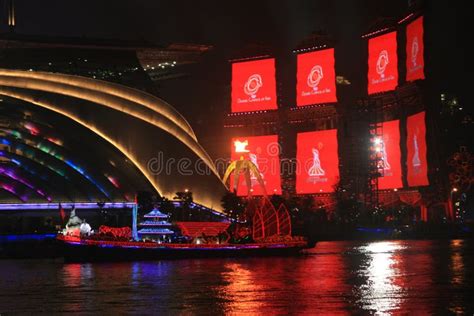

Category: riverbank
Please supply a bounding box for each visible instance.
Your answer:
[1,222,472,259]
[302,222,473,243]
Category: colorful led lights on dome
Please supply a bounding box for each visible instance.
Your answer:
[0,166,52,201]
[2,134,111,199]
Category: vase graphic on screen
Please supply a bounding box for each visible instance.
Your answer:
[308,146,325,176]
[411,36,419,67]
[381,138,391,170]
[376,137,391,171]
[412,132,421,167]
[376,50,389,78]
[307,65,323,91]
[244,74,263,99]
[249,152,264,181]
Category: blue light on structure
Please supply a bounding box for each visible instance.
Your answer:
[1,139,11,145]
[0,166,52,201]
[132,202,139,241]
[1,145,68,178]
[65,160,110,199]
[0,234,56,242]
[0,202,135,211]
[356,227,395,235]
[2,137,109,198]
[3,131,122,201]
[7,156,48,181]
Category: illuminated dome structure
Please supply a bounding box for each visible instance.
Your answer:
[0,35,226,210]
[0,104,153,202]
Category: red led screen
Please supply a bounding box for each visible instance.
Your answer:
[368,32,398,94]
[296,48,337,106]
[407,111,429,186]
[406,16,425,81]
[296,129,339,193]
[377,120,402,190]
[231,58,278,113]
[231,135,281,196]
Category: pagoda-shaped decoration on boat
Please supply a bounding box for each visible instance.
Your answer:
[138,208,175,242]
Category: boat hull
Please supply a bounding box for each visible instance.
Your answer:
[58,236,309,262]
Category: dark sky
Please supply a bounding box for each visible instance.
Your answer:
[7,0,406,43]
[2,1,464,144]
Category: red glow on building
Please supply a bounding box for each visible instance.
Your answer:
[378,120,402,190]
[23,122,40,136]
[231,58,278,113]
[296,48,337,106]
[106,175,120,188]
[296,129,339,193]
[368,32,398,94]
[407,111,429,187]
[406,16,425,81]
[231,135,281,196]
[46,137,63,146]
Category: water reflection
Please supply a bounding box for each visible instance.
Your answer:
[60,263,95,312]
[1,240,473,314]
[220,262,266,313]
[356,241,406,314]
[295,241,352,313]
[450,239,465,286]
[62,263,94,287]
[218,243,354,314]
[448,240,467,314]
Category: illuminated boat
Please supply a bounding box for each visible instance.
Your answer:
[57,197,311,261]
[57,234,309,262]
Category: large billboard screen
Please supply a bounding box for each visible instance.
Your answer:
[377,120,403,189]
[406,16,425,81]
[231,135,281,196]
[296,48,337,106]
[407,111,429,186]
[231,58,278,113]
[368,32,398,94]
[296,129,339,193]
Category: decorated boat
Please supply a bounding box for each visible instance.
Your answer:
[58,234,308,262]
[57,199,310,262]
[58,148,314,261]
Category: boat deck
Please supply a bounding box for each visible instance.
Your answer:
[57,234,308,250]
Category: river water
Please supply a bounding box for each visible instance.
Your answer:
[1,240,473,314]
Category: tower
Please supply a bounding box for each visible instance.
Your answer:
[7,0,15,31]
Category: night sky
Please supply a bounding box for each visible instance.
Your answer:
[1,1,464,143]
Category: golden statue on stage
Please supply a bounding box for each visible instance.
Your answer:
[222,140,266,196]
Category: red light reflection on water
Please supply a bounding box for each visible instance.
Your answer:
[448,240,466,314]
[61,263,94,311]
[450,239,465,286]
[62,263,83,288]
[356,241,407,314]
[220,263,267,313]
[219,242,353,314]
[43,240,470,314]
